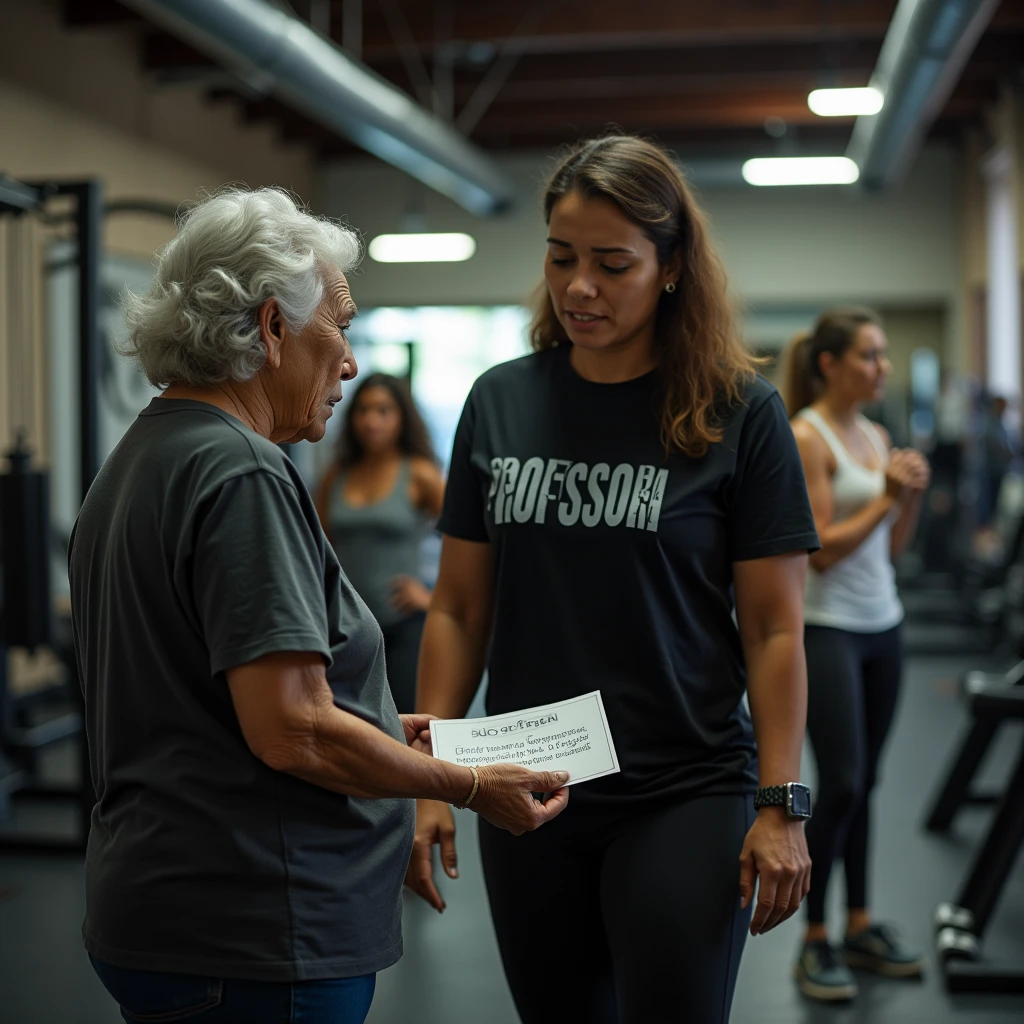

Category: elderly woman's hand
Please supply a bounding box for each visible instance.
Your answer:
[400,714,435,755]
[471,764,570,836]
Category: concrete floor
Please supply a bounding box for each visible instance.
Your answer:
[1,649,1022,1023]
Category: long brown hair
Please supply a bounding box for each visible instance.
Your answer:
[782,307,883,418]
[530,134,758,458]
[336,373,437,468]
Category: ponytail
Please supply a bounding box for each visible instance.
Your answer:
[782,306,883,419]
[782,331,817,418]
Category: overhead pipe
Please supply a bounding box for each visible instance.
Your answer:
[118,0,516,216]
[847,0,1001,191]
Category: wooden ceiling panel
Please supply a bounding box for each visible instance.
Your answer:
[356,0,899,58]
[467,124,855,155]
[63,0,140,27]
[466,92,855,136]
[366,37,884,107]
[64,0,1022,159]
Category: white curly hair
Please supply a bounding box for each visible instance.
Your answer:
[121,187,361,388]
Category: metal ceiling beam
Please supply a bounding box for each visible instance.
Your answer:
[0,176,43,214]
[848,0,1002,191]
[118,0,516,215]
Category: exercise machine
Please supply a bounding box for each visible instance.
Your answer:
[0,174,101,854]
[929,679,1024,993]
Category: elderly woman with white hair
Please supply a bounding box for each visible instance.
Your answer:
[69,187,569,1024]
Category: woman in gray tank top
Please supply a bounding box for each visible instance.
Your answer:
[784,308,931,1003]
[315,374,444,712]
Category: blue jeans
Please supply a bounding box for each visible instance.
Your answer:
[90,956,376,1023]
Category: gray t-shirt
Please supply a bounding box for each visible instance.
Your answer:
[327,460,431,628]
[69,398,415,982]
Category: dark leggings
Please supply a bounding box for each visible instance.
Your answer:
[380,612,425,713]
[803,624,903,924]
[479,793,754,1024]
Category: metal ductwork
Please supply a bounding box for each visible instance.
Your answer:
[847,0,1001,191]
[118,0,516,216]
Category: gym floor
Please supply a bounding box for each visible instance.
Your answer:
[1,644,1022,1023]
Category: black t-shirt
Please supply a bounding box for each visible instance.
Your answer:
[438,347,819,805]
[69,399,414,981]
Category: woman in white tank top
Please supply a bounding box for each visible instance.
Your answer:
[784,308,930,1003]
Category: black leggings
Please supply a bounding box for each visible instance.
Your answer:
[381,612,425,714]
[803,624,903,924]
[479,793,754,1024]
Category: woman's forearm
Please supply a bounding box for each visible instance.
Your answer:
[812,495,897,572]
[416,607,490,719]
[890,492,923,560]
[267,697,474,803]
[744,628,807,788]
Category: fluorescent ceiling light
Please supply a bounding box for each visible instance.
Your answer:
[368,233,477,263]
[742,157,860,187]
[808,87,884,117]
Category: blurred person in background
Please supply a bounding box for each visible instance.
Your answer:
[979,394,1015,530]
[407,135,819,1024]
[923,368,969,571]
[785,308,930,1003]
[70,187,569,1024]
[316,373,444,713]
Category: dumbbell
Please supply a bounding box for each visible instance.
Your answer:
[934,903,973,932]
[934,903,979,962]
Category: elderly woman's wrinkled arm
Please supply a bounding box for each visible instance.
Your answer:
[225,652,570,836]
[227,651,470,802]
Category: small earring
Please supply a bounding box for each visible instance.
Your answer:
[664,281,677,294]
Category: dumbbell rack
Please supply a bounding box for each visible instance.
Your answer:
[927,677,1024,993]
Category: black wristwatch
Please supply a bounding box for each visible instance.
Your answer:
[754,782,812,820]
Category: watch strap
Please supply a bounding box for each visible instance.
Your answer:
[754,784,789,809]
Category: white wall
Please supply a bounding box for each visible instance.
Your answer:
[320,143,961,446]
[322,154,555,308]
[700,147,960,308]
[320,145,961,358]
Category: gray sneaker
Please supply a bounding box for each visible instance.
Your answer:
[844,923,926,977]
[795,940,858,1001]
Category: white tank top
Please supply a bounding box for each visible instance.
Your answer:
[797,408,904,633]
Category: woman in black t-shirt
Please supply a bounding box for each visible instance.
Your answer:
[407,136,820,1023]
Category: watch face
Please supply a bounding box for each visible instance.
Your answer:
[790,785,812,818]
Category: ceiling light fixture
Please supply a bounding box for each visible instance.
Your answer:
[368,232,477,263]
[741,157,860,187]
[808,87,884,117]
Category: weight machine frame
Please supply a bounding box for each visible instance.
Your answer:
[930,683,1024,993]
[0,175,102,854]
